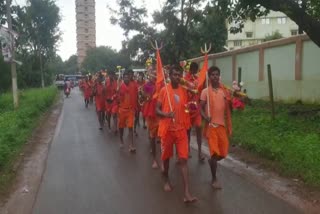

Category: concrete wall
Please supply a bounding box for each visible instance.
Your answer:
[189,35,320,103]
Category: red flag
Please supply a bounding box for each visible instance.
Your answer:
[153,49,164,98]
[197,53,208,91]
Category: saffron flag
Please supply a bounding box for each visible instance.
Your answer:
[197,53,208,91]
[153,49,164,99]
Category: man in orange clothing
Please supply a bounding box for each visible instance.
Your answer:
[156,65,196,203]
[142,70,159,168]
[118,71,138,152]
[94,73,106,130]
[185,62,205,161]
[83,76,92,108]
[105,70,118,133]
[200,66,232,189]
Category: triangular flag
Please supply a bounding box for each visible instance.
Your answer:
[153,49,164,98]
[197,53,208,91]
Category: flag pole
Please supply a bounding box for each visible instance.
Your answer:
[153,40,174,122]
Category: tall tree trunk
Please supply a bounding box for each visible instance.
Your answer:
[40,52,44,88]
[260,0,320,47]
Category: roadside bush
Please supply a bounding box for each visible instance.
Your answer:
[0,87,58,171]
[232,100,320,186]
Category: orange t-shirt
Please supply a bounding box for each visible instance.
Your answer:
[158,87,185,131]
[200,87,226,127]
[118,83,132,109]
[105,78,117,99]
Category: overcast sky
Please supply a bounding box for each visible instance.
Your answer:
[15,0,165,61]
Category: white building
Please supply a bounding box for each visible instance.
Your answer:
[75,0,96,68]
[227,11,299,50]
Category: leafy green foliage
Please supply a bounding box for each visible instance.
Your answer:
[81,46,131,73]
[264,30,283,42]
[0,87,57,190]
[232,100,320,186]
[216,0,320,47]
[62,55,78,74]
[0,0,62,91]
[109,0,227,65]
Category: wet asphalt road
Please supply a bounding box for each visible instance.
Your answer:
[33,88,300,214]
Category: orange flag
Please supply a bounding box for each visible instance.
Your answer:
[197,53,208,91]
[153,49,164,98]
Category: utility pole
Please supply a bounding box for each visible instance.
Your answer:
[6,0,19,109]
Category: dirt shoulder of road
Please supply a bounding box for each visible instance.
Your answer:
[191,138,320,214]
[0,94,63,214]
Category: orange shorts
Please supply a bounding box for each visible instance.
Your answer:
[118,109,134,128]
[161,129,188,160]
[190,112,202,127]
[205,125,229,158]
[95,98,105,112]
[105,102,118,114]
[146,117,159,138]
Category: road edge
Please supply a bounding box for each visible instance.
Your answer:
[190,137,319,214]
[0,94,64,214]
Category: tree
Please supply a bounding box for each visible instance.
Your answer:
[16,0,61,87]
[216,0,320,47]
[81,46,130,73]
[63,55,78,74]
[110,0,227,65]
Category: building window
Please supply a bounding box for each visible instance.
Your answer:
[262,18,270,24]
[291,29,298,36]
[246,32,253,38]
[277,17,286,24]
[85,28,88,33]
[85,6,88,11]
[234,40,242,47]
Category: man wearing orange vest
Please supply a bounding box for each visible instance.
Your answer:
[200,66,232,189]
[118,71,138,152]
[156,65,197,203]
[105,70,118,133]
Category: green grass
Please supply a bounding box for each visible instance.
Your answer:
[0,87,58,192]
[232,100,320,187]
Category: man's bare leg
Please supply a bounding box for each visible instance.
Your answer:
[196,126,205,161]
[98,111,104,130]
[187,129,192,158]
[150,137,158,169]
[178,159,197,202]
[106,112,111,130]
[128,127,136,152]
[119,128,124,148]
[208,156,222,189]
[112,114,118,134]
[162,159,172,191]
[143,117,147,129]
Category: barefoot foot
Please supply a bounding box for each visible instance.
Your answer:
[183,196,198,203]
[164,182,173,192]
[152,161,159,169]
[211,180,222,189]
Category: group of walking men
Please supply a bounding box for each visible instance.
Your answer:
[79,62,233,203]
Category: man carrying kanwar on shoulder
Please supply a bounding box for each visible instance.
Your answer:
[156,64,197,203]
[93,72,106,130]
[118,70,138,152]
[200,66,232,189]
[105,70,119,133]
